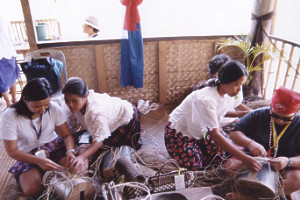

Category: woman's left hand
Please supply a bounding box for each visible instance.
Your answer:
[269,157,289,171]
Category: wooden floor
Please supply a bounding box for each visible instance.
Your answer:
[0,141,15,198]
[1,101,300,199]
[0,102,172,199]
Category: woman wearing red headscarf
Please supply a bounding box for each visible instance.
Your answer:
[226,86,300,199]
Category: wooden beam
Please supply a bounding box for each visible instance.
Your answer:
[20,0,37,50]
[94,45,107,93]
[158,41,167,104]
[250,0,275,97]
[270,0,278,35]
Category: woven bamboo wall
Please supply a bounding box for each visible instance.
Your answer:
[59,45,99,91]
[159,40,216,105]
[52,37,241,106]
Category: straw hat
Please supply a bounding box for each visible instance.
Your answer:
[84,16,100,30]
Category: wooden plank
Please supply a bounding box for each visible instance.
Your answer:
[0,140,15,197]
[158,41,167,104]
[95,45,107,93]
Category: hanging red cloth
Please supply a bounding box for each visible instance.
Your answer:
[120,0,143,31]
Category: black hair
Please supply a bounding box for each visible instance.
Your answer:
[86,24,99,33]
[12,77,52,117]
[62,77,88,98]
[207,54,231,77]
[218,60,248,84]
[198,60,247,89]
[92,27,99,33]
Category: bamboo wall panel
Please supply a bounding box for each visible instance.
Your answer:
[58,45,99,91]
[93,42,160,105]
[159,40,216,105]
[46,37,244,106]
[217,45,245,63]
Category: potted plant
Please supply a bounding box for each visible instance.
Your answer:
[217,35,281,97]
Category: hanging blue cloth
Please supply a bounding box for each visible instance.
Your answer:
[121,23,144,88]
[120,0,144,88]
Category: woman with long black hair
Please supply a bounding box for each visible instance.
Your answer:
[164,60,261,171]
[1,78,77,198]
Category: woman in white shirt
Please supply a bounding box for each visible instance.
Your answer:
[165,61,261,171]
[62,77,141,172]
[207,54,251,125]
[1,78,77,198]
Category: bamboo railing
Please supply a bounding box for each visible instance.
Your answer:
[263,36,300,99]
[10,19,61,44]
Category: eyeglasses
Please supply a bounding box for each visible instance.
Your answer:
[270,111,296,122]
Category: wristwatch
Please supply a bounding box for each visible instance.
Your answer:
[288,158,293,167]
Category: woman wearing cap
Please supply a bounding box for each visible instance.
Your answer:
[1,78,79,198]
[164,60,261,171]
[226,86,300,199]
[82,16,100,38]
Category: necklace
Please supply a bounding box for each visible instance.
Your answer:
[31,112,45,150]
[31,112,50,159]
[268,118,291,157]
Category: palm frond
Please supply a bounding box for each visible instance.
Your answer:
[217,35,283,86]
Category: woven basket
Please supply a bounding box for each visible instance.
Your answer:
[146,159,194,194]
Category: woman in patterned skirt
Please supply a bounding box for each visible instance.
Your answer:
[1,78,76,198]
[62,77,141,173]
[164,60,262,171]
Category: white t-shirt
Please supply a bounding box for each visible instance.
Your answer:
[0,18,17,59]
[169,87,233,139]
[74,90,134,142]
[220,90,244,126]
[0,101,67,153]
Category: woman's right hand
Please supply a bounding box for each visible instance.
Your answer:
[241,155,262,172]
[37,158,64,171]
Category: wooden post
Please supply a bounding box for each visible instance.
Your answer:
[269,0,278,35]
[20,0,37,50]
[249,0,275,97]
[158,41,168,104]
[95,45,107,93]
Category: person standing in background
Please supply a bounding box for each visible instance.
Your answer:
[0,18,20,107]
[82,16,100,38]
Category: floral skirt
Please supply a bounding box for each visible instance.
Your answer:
[164,121,227,171]
[8,136,66,181]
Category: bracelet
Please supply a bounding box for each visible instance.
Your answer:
[288,158,293,167]
[246,139,253,148]
[77,146,88,151]
[66,149,77,155]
